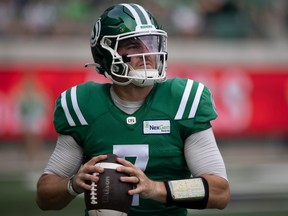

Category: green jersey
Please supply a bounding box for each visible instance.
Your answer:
[54,78,217,216]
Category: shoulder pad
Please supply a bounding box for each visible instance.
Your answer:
[155,78,217,122]
[54,82,109,134]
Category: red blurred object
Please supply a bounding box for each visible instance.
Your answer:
[0,62,287,140]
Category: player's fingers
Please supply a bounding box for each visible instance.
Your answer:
[128,187,142,196]
[116,164,134,175]
[120,176,140,184]
[79,180,93,191]
[128,179,157,199]
[88,155,108,165]
[80,163,104,176]
[116,157,139,168]
[81,155,108,174]
[135,176,140,184]
[116,158,142,175]
[82,173,100,183]
[75,173,100,191]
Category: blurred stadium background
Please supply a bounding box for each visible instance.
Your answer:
[0,0,288,215]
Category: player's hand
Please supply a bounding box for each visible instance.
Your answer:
[116,157,166,203]
[72,155,107,193]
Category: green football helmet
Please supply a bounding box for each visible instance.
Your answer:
[86,3,168,87]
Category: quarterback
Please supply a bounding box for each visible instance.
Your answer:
[36,3,230,216]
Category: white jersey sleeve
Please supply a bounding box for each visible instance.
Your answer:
[44,134,83,177]
[184,128,228,181]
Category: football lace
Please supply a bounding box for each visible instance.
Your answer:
[90,173,99,204]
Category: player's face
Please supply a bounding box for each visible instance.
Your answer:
[117,36,158,70]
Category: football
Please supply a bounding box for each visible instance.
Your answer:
[84,154,133,216]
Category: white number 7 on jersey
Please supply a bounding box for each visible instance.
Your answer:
[113,144,149,171]
[113,144,149,206]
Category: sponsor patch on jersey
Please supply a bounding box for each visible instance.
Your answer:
[143,120,170,134]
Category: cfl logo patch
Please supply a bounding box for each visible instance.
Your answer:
[127,116,136,125]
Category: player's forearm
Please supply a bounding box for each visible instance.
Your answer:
[36,174,75,210]
[202,174,230,209]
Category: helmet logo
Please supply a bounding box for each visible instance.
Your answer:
[91,19,101,47]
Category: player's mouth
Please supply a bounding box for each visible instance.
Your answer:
[138,62,155,69]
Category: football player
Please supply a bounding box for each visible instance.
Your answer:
[36,3,230,216]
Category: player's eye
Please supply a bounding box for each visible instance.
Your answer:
[127,44,140,50]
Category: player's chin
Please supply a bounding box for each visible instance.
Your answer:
[88,209,128,216]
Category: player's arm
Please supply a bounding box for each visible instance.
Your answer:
[168,81,230,209]
[200,174,230,209]
[36,173,75,210]
[36,162,105,210]
[162,128,230,209]
[36,135,82,210]
[36,135,106,210]
[117,128,230,209]
[181,127,230,209]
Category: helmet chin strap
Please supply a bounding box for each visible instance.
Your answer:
[104,71,133,86]
[105,70,157,87]
[107,62,161,87]
[129,69,159,87]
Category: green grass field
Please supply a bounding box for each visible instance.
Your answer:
[1,173,288,216]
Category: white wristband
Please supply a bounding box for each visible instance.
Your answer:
[67,175,81,196]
